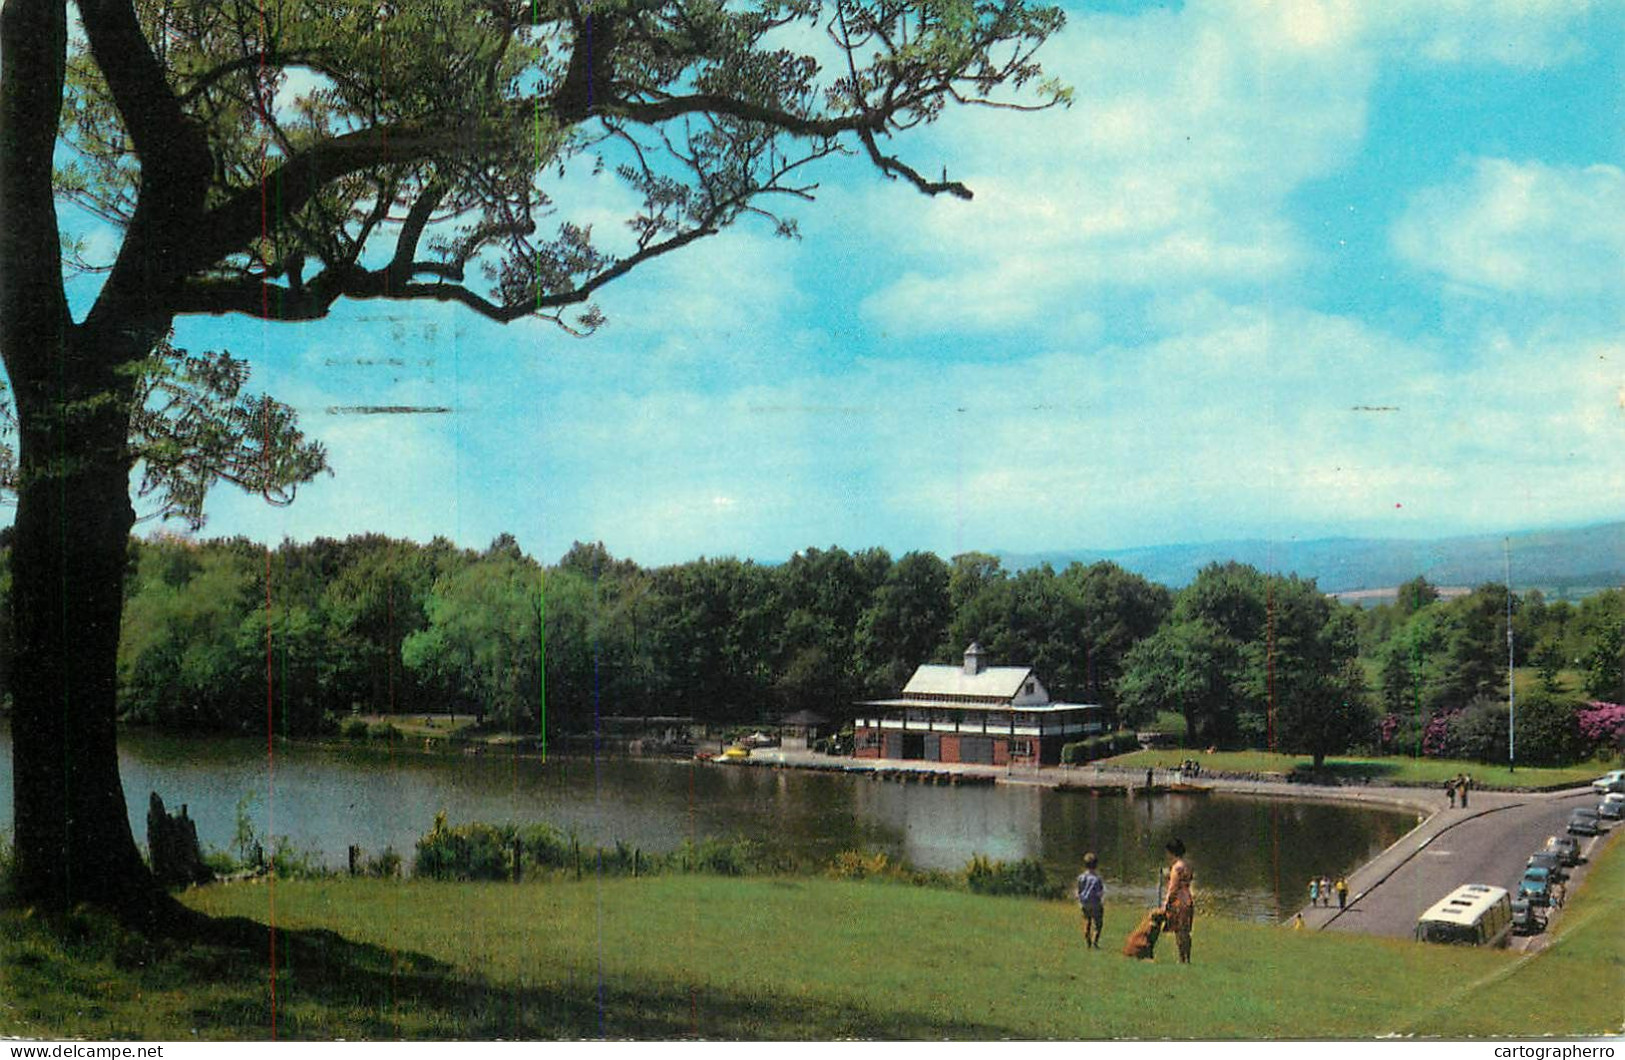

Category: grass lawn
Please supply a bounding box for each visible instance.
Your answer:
[1512,667,1588,700]
[1101,748,1609,790]
[351,713,479,740]
[1149,710,1188,737]
[4,838,1620,1040]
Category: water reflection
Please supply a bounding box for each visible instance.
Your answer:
[0,726,1414,921]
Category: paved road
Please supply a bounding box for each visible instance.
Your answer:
[1302,787,1613,940]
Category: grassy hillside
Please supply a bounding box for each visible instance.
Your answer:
[3,835,1619,1040]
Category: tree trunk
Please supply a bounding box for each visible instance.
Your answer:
[3,6,201,928]
[7,326,171,923]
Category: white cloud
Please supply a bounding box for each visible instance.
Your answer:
[594,229,806,348]
[1393,158,1625,300]
[474,298,1622,563]
[1362,0,1598,69]
[938,313,1618,548]
[187,287,1623,565]
[855,3,1373,336]
[1216,0,1598,69]
[852,0,1604,338]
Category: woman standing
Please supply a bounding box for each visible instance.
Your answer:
[1162,838,1195,964]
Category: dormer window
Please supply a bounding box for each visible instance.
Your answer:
[1024,680,1035,696]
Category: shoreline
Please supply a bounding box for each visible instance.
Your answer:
[720,744,1459,818]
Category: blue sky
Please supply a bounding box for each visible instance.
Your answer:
[165,0,1625,567]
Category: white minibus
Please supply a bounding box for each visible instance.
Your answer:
[1415,884,1513,947]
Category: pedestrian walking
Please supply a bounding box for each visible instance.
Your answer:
[1460,774,1470,808]
[1075,853,1105,949]
[1335,877,1348,909]
[1308,876,1319,907]
[1447,779,1456,808]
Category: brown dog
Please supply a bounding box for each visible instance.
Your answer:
[1122,908,1166,959]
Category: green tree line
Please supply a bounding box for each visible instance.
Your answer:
[0,532,1616,766]
[0,534,1167,738]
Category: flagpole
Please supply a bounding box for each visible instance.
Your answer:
[1506,537,1515,774]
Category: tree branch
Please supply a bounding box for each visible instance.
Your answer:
[857,125,971,199]
[187,121,497,282]
[175,218,720,325]
[616,93,882,138]
[177,50,332,106]
[386,181,449,285]
[76,0,210,191]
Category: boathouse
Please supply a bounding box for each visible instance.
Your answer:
[852,643,1107,767]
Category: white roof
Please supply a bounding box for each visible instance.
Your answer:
[903,664,1033,699]
[1418,884,1509,924]
[857,698,1103,714]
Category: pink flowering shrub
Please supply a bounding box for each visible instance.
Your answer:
[1577,702,1625,754]
[1422,709,1459,758]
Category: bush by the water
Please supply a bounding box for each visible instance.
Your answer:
[414,816,538,880]
[358,846,403,878]
[412,815,1057,902]
[1061,730,1140,764]
[413,813,760,881]
[827,849,894,881]
[962,854,1058,898]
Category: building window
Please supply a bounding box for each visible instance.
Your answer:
[1024,680,1035,696]
[1012,739,1034,758]
[857,730,879,749]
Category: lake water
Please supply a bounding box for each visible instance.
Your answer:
[0,724,1417,921]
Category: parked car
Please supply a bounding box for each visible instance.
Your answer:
[1518,866,1553,907]
[1545,835,1582,866]
[1598,792,1625,820]
[1567,808,1601,836]
[1591,770,1625,795]
[1509,896,1545,935]
[1525,851,1568,882]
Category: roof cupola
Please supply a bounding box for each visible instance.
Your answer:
[963,641,987,676]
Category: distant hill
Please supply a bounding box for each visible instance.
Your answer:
[999,522,1625,598]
